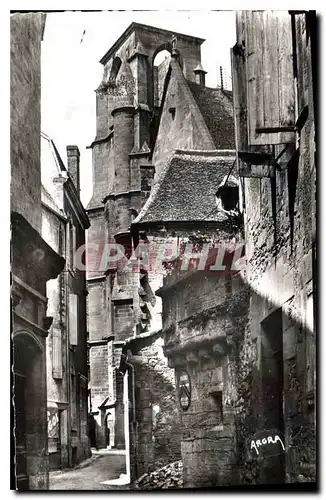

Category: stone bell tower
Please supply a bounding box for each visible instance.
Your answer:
[86,23,205,449]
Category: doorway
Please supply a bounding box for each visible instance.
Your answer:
[260,309,285,484]
[13,372,28,490]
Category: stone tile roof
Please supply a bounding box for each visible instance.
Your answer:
[133,150,237,226]
[187,81,235,149]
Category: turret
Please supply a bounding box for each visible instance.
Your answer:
[111,60,135,236]
[193,63,207,86]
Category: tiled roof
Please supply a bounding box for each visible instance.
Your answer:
[187,81,235,149]
[133,150,237,226]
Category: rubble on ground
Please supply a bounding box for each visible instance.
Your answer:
[134,460,183,490]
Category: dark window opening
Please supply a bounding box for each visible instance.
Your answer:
[169,107,176,120]
[108,57,122,87]
[216,185,239,211]
[210,390,223,424]
[260,308,285,484]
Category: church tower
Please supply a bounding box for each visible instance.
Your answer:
[86,23,205,449]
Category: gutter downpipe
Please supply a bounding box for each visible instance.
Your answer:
[120,351,136,484]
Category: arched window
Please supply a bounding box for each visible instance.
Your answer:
[108,57,122,87]
[153,49,171,108]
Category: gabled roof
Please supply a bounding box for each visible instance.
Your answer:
[41,132,66,182]
[132,149,237,227]
[41,132,90,229]
[187,81,235,149]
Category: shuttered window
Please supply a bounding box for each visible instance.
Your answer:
[245,11,295,146]
[69,293,78,346]
[52,327,62,379]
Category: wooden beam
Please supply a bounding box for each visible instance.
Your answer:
[239,164,275,178]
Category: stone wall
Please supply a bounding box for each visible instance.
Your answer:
[10,12,60,491]
[161,265,250,488]
[10,13,44,233]
[232,11,316,484]
[130,336,181,479]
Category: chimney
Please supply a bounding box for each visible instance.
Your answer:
[66,145,80,196]
[193,63,207,86]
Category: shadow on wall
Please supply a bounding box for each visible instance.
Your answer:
[155,235,316,486]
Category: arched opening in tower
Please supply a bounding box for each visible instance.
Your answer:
[153,49,171,108]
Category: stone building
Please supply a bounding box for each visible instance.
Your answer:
[11,13,65,490]
[87,15,316,487]
[132,10,317,488]
[86,22,221,475]
[41,133,91,469]
[132,150,246,489]
[229,10,317,484]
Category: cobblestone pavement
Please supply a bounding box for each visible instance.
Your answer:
[49,451,129,490]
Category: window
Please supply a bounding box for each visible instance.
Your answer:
[69,293,79,346]
[52,327,62,379]
[169,107,176,120]
[215,175,239,212]
[244,11,295,146]
[210,391,223,424]
[66,220,76,271]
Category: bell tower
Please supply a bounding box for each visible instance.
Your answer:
[86,22,205,449]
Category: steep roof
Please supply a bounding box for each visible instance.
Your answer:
[133,149,236,226]
[187,81,235,149]
[41,132,90,229]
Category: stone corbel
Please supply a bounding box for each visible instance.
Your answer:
[186,351,199,365]
[199,348,212,359]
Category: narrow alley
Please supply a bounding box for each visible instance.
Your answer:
[11,10,317,492]
[49,450,128,491]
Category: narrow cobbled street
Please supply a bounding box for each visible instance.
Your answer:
[49,451,129,491]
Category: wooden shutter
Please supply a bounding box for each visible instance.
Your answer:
[245,10,295,146]
[69,293,78,345]
[52,327,63,379]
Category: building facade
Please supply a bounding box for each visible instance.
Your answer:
[11,13,65,490]
[87,14,316,487]
[230,10,317,484]
[41,134,91,469]
[86,23,208,463]
[133,10,317,487]
[87,22,238,482]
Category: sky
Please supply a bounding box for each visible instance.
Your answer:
[41,10,236,207]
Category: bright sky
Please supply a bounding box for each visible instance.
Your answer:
[41,10,236,207]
